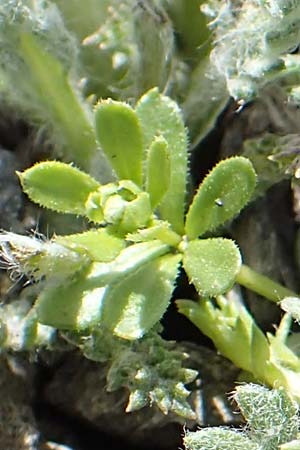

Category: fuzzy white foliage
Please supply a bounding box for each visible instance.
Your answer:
[202,0,300,101]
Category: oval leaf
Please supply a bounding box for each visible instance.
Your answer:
[185,157,256,239]
[136,88,188,234]
[19,161,100,214]
[35,268,107,330]
[101,254,182,339]
[55,229,125,262]
[95,100,143,186]
[146,136,170,208]
[183,238,242,297]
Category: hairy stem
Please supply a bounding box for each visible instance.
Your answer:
[236,264,298,303]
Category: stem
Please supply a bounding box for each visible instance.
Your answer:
[236,264,299,303]
[276,313,292,341]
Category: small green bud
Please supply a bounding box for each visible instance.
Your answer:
[103,194,127,224]
[85,191,104,223]
[86,180,152,232]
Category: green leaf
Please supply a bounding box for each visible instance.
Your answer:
[176,296,271,378]
[19,32,102,173]
[119,192,152,233]
[101,254,182,339]
[87,240,170,287]
[35,240,164,329]
[136,88,188,234]
[145,136,170,208]
[234,384,298,447]
[35,267,107,329]
[36,252,180,333]
[127,220,181,247]
[182,238,241,296]
[184,428,259,450]
[95,100,143,186]
[18,161,100,214]
[165,0,210,56]
[185,157,256,239]
[55,229,125,262]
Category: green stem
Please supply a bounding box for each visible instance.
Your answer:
[236,264,299,303]
[276,313,292,341]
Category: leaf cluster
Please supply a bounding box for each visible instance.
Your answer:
[1,88,256,342]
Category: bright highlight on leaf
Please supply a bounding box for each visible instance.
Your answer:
[95,100,144,186]
[182,238,242,297]
[185,156,256,239]
[19,161,100,214]
[100,254,181,339]
[35,268,107,330]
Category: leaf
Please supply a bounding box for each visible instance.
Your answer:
[95,100,143,186]
[176,296,271,378]
[234,384,298,447]
[184,428,259,450]
[19,161,100,214]
[87,240,170,287]
[35,240,169,330]
[145,136,170,208]
[35,267,107,329]
[136,88,188,234]
[185,157,256,239]
[19,33,104,173]
[101,254,182,339]
[127,220,181,247]
[119,192,152,233]
[55,229,125,262]
[182,238,241,297]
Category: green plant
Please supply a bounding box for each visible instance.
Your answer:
[1,88,257,336]
[2,0,300,434]
[184,383,300,450]
[2,87,300,406]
